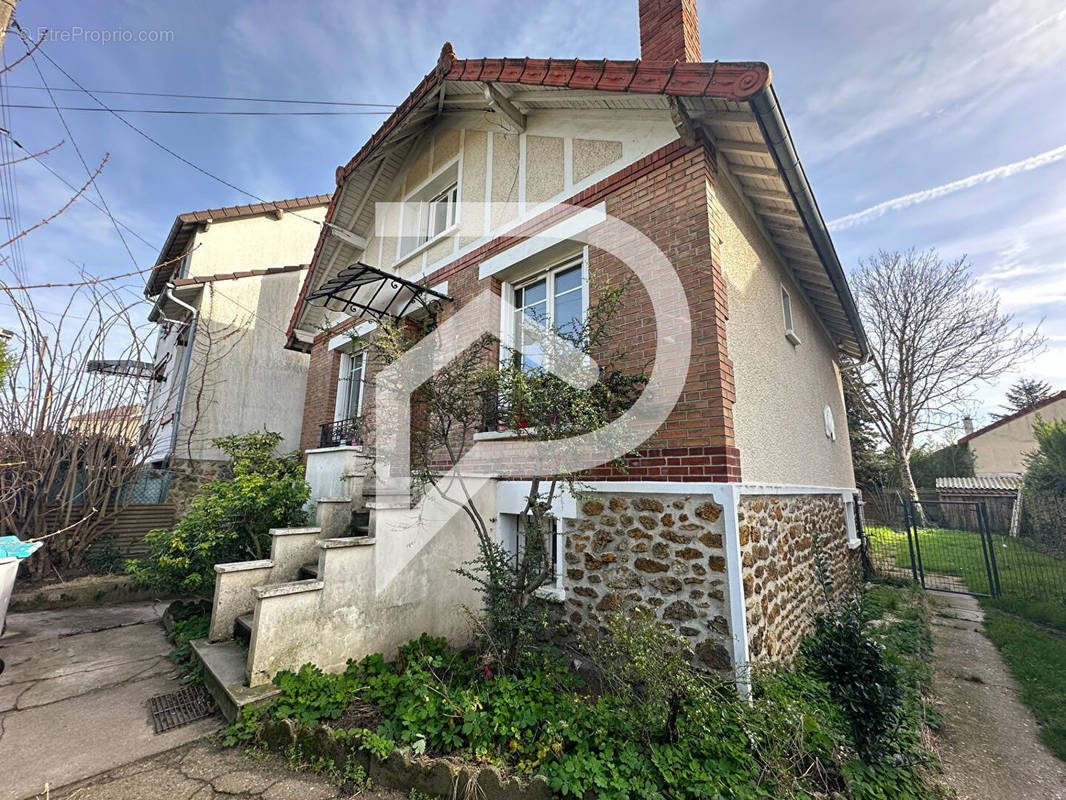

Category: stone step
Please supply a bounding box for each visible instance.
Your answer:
[233,613,253,647]
[191,638,279,722]
[299,562,318,580]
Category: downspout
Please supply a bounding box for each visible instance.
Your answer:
[163,283,199,461]
[748,85,872,364]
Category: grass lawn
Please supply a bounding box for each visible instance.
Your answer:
[983,607,1066,760]
[867,526,1066,631]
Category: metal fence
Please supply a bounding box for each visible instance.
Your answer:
[865,497,1066,606]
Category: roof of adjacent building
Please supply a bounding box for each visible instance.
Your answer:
[171,263,307,288]
[287,43,869,361]
[936,475,1022,492]
[959,390,1066,443]
[145,195,331,297]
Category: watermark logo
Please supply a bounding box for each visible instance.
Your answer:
[363,202,692,591]
[34,27,175,44]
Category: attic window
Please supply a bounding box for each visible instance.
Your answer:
[781,285,801,345]
[400,162,459,257]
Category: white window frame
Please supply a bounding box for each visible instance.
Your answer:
[396,160,461,261]
[335,350,367,422]
[781,285,801,345]
[507,251,588,369]
[844,496,860,548]
[498,512,565,599]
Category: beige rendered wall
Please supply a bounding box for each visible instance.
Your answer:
[176,269,310,460]
[184,205,326,278]
[717,177,855,488]
[967,395,1066,475]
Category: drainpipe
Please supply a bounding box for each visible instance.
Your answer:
[748,85,872,365]
[163,283,199,461]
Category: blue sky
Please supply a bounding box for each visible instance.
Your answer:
[1,0,1063,436]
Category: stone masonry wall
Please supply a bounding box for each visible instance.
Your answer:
[562,492,734,670]
[738,494,860,662]
[166,457,231,516]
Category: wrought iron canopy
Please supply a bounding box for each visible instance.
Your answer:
[306,262,452,321]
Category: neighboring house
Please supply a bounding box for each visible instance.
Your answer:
[141,195,330,510]
[959,390,1066,476]
[68,403,143,444]
[194,0,870,716]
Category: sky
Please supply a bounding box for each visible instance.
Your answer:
[1,0,1063,439]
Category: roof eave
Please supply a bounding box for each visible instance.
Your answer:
[747,84,870,361]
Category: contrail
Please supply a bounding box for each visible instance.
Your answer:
[828,143,1066,231]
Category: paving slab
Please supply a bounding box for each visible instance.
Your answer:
[34,739,408,800]
[930,592,1066,800]
[0,602,218,800]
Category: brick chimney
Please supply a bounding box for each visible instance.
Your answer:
[639,0,701,62]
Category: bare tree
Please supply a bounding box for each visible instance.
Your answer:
[0,278,169,578]
[853,248,1044,507]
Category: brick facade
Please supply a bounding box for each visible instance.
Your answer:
[298,136,742,483]
[639,0,701,63]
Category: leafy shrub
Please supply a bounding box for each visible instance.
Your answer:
[273,663,363,727]
[802,598,904,762]
[126,432,310,594]
[585,609,705,742]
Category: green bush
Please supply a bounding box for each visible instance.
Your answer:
[126,432,310,594]
[167,613,210,683]
[801,598,904,762]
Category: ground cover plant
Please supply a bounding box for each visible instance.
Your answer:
[224,588,945,800]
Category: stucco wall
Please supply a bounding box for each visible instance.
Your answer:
[175,269,310,460]
[717,177,855,487]
[183,206,326,278]
[348,110,677,300]
[966,395,1066,475]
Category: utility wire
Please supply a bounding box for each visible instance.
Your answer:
[2,104,392,116]
[15,31,139,268]
[2,84,396,108]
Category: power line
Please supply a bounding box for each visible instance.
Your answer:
[1,84,396,108]
[15,35,139,268]
[1,104,392,116]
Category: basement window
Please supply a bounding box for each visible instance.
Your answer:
[499,513,564,599]
[781,285,801,345]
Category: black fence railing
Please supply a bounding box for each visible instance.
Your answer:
[319,416,364,448]
[865,497,1066,606]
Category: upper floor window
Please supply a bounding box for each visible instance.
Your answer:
[400,162,459,257]
[513,256,585,369]
[781,285,801,345]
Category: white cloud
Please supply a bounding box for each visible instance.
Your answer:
[828,142,1066,231]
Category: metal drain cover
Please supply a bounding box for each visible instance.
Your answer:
[148,684,216,733]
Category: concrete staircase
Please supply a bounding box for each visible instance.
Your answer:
[192,493,374,721]
[192,455,490,721]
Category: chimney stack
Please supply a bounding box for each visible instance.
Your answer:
[962,416,975,436]
[639,0,701,63]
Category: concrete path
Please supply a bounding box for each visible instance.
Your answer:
[27,739,407,800]
[930,593,1066,800]
[0,601,219,800]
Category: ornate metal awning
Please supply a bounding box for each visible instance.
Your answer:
[307,262,452,321]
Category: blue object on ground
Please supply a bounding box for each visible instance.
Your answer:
[0,536,43,559]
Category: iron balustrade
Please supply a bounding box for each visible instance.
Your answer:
[319,416,364,448]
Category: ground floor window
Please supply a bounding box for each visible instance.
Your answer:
[499,512,564,597]
[338,350,366,421]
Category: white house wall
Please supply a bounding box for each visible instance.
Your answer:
[716,175,856,488]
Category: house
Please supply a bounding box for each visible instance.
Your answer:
[959,390,1066,476]
[141,195,330,511]
[194,0,869,717]
[68,403,143,444]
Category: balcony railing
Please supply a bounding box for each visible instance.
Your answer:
[319,416,364,448]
